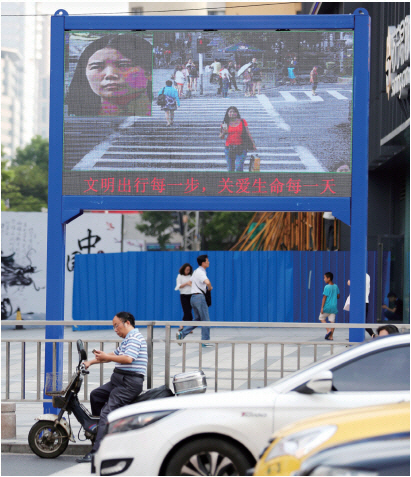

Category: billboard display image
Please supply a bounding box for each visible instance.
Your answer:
[63,29,353,198]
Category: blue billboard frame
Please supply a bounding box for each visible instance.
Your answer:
[45,10,370,411]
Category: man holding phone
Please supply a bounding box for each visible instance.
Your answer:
[76,311,147,463]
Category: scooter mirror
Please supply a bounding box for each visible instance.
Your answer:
[76,339,87,361]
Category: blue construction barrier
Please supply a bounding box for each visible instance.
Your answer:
[72,251,389,330]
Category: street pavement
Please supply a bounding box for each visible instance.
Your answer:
[65,68,352,173]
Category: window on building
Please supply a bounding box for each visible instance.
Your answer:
[130,7,143,15]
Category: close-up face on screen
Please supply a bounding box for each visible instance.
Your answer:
[63,30,353,198]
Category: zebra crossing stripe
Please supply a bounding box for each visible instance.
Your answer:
[279,91,298,102]
[303,91,324,101]
[256,94,291,131]
[327,90,349,100]
[294,146,325,172]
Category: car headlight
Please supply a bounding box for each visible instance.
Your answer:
[309,465,378,476]
[107,410,176,435]
[265,426,337,461]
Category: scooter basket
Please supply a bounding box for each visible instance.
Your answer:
[173,370,207,395]
[45,372,76,396]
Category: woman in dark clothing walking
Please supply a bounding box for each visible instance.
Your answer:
[175,263,193,331]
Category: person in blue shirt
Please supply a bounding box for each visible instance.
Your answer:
[158,80,180,126]
[319,272,340,341]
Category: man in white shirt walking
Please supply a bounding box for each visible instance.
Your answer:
[176,255,214,347]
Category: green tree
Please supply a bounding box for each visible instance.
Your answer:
[201,212,253,250]
[136,211,178,250]
[1,136,49,211]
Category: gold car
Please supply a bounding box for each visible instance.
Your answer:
[254,401,410,476]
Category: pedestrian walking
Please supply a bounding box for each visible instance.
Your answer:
[344,274,373,337]
[158,80,180,126]
[243,67,252,96]
[175,263,193,332]
[188,61,199,93]
[219,106,256,172]
[220,65,231,98]
[176,255,214,347]
[310,66,318,95]
[251,62,262,95]
[210,58,221,84]
[319,272,340,340]
[76,311,147,463]
[288,60,296,85]
[174,66,185,98]
[228,61,240,91]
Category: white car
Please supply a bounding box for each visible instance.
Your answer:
[93,334,409,476]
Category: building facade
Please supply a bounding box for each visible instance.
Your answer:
[310,2,410,323]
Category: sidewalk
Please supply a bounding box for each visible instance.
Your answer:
[2,325,353,454]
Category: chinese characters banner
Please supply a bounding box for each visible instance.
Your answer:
[63,29,353,198]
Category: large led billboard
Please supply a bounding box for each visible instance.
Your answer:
[63,29,353,198]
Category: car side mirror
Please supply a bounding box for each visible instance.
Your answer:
[76,339,87,362]
[295,370,333,394]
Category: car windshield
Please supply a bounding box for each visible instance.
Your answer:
[267,340,362,389]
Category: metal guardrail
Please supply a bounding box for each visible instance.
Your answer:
[2,321,409,402]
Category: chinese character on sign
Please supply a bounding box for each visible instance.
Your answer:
[185,178,200,193]
[84,177,98,192]
[118,178,131,193]
[286,178,301,194]
[134,178,149,193]
[218,178,234,194]
[101,178,115,193]
[320,179,336,194]
[236,178,250,193]
[270,178,284,194]
[151,178,166,193]
[252,178,267,193]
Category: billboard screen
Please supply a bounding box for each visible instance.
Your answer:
[63,29,353,198]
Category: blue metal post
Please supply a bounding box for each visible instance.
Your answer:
[349,9,371,342]
[44,11,68,413]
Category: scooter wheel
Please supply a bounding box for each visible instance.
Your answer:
[28,420,69,458]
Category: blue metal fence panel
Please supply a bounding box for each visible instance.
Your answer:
[72,251,386,329]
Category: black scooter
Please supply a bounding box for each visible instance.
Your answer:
[28,340,174,458]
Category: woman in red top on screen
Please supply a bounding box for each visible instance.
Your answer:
[219,106,256,171]
[65,34,152,117]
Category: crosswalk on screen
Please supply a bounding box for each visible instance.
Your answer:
[63,30,353,197]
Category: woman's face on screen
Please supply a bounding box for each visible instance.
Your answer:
[86,47,148,102]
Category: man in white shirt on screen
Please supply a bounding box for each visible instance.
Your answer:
[176,255,214,347]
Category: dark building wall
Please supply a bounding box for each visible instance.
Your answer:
[314,2,410,321]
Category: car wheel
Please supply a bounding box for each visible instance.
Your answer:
[164,437,253,476]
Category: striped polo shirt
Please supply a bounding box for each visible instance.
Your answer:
[114,328,147,375]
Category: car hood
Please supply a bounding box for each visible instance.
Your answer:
[107,386,277,422]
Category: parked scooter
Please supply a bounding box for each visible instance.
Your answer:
[29,339,207,458]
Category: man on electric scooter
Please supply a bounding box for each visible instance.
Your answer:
[76,311,147,463]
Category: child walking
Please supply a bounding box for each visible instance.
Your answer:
[319,272,340,340]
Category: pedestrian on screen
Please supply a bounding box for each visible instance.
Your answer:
[158,80,180,127]
[310,66,318,96]
[319,272,340,341]
[219,106,256,172]
[175,263,193,332]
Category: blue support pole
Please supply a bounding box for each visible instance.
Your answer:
[349,9,371,342]
[43,11,68,413]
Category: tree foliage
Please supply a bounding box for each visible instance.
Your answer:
[1,136,49,211]
[136,212,177,250]
[137,211,253,251]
